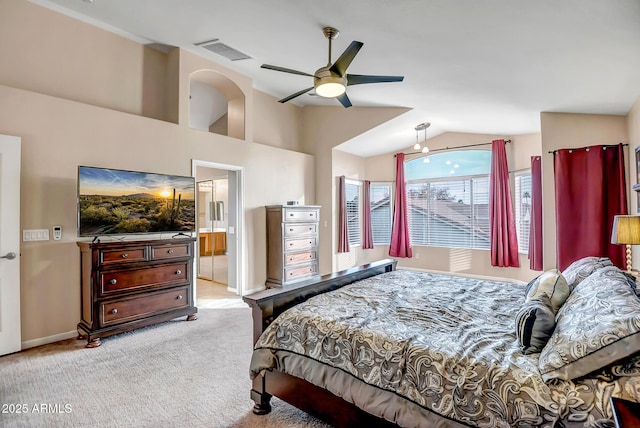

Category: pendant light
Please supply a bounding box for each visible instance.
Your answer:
[412,122,431,153]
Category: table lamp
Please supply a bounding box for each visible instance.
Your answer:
[611,215,640,273]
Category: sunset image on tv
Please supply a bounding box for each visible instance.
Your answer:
[78,166,196,237]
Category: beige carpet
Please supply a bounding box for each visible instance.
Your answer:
[0,308,330,428]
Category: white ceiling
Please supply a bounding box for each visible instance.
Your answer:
[32,0,640,157]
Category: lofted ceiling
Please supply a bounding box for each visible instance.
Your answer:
[31,0,640,157]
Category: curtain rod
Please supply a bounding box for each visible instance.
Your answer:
[547,143,628,155]
[397,139,511,157]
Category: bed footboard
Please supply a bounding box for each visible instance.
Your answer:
[243,259,397,424]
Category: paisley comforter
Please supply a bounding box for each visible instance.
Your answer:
[250,269,640,427]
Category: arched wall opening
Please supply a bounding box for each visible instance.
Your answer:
[189,70,246,140]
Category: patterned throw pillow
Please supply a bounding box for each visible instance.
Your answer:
[538,266,640,381]
[515,294,556,354]
[561,256,613,291]
[524,269,570,314]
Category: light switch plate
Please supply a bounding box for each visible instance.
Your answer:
[23,229,50,241]
[53,226,62,240]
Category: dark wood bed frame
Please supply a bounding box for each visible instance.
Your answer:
[243,259,399,428]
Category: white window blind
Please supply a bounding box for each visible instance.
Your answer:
[369,183,392,245]
[407,177,490,249]
[514,172,532,254]
[345,182,361,246]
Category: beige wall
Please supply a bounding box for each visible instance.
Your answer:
[0,0,153,117]
[300,106,411,273]
[539,112,630,270]
[253,90,304,152]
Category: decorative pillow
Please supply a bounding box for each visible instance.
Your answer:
[515,294,556,354]
[561,256,613,291]
[524,269,570,314]
[538,266,640,381]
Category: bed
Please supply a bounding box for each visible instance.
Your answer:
[243,258,640,427]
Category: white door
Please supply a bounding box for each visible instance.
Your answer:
[0,134,21,356]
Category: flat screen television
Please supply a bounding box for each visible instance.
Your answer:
[77,166,196,237]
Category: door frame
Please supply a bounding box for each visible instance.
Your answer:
[192,159,245,296]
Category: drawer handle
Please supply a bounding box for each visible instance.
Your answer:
[177,295,183,300]
[289,243,294,246]
[121,253,128,259]
[175,270,182,275]
[309,254,312,258]
[289,228,294,232]
[309,213,313,216]
[110,308,118,314]
[289,213,294,216]
[168,249,174,254]
[109,279,117,285]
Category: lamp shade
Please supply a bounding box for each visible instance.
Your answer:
[611,215,640,244]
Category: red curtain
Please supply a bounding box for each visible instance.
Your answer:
[528,156,543,270]
[490,140,520,267]
[362,180,374,249]
[337,175,349,253]
[554,144,627,270]
[389,153,412,258]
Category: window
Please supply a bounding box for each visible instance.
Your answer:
[405,150,491,250]
[514,171,532,254]
[369,183,392,244]
[345,181,361,246]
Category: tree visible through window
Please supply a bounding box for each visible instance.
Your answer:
[404,150,492,250]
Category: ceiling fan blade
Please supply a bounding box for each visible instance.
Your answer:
[329,41,363,76]
[336,92,352,108]
[261,64,313,77]
[346,74,405,86]
[278,87,314,103]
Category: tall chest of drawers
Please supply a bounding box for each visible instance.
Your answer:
[266,205,320,288]
[77,238,197,347]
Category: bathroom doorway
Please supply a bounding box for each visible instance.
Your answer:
[197,177,228,285]
[192,161,244,304]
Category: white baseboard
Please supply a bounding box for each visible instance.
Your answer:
[21,330,78,350]
[243,285,266,295]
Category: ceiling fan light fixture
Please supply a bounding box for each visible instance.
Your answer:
[314,76,346,98]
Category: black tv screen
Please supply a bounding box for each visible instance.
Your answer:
[77,166,196,237]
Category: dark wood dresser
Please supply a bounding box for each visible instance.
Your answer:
[265,205,320,288]
[77,237,197,347]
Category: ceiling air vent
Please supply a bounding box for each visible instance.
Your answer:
[195,39,252,61]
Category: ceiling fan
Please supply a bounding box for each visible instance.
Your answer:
[261,27,404,108]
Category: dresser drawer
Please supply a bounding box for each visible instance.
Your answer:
[283,208,319,222]
[100,262,189,296]
[99,287,188,327]
[284,263,318,282]
[284,250,317,266]
[99,247,147,265]
[284,223,317,237]
[284,237,317,252]
[151,243,191,260]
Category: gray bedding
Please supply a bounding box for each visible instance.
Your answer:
[250,269,640,427]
